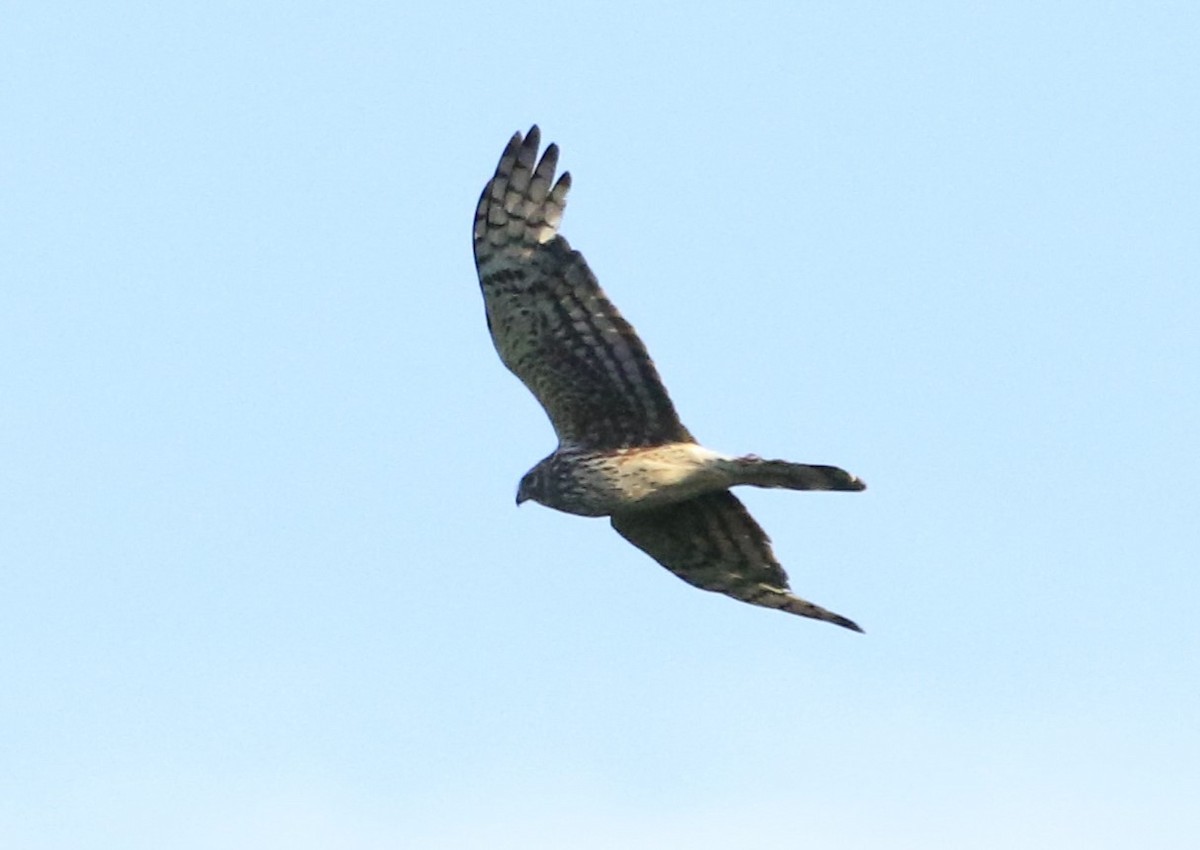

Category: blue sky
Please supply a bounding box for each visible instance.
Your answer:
[3,2,1197,847]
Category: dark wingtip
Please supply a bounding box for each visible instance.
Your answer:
[833,615,865,633]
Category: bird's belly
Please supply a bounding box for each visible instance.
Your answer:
[576,444,730,513]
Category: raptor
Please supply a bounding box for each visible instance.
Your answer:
[473,126,866,631]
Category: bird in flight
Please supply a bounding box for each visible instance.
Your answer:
[473,126,867,632]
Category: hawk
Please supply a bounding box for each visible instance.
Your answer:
[473,126,867,632]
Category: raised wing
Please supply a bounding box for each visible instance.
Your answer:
[610,491,863,632]
[473,126,692,450]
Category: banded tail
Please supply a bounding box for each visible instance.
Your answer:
[729,456,866,492]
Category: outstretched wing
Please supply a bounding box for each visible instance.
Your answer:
[473,126,692,450]
[610,491,863,632]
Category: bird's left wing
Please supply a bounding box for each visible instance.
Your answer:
[473,126,692,450]
[610,491,863,632]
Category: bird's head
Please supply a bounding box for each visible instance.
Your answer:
[515,462,549,507]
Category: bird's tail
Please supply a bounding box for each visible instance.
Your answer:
[728,456,866,492]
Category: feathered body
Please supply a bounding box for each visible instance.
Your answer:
[474,126,866,632]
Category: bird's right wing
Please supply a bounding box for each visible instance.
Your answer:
[473,127,692,450]
[610,491,863,632]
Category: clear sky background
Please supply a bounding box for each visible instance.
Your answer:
[3,2,1197,848]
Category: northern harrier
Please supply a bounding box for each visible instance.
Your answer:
[473,127,867,632]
